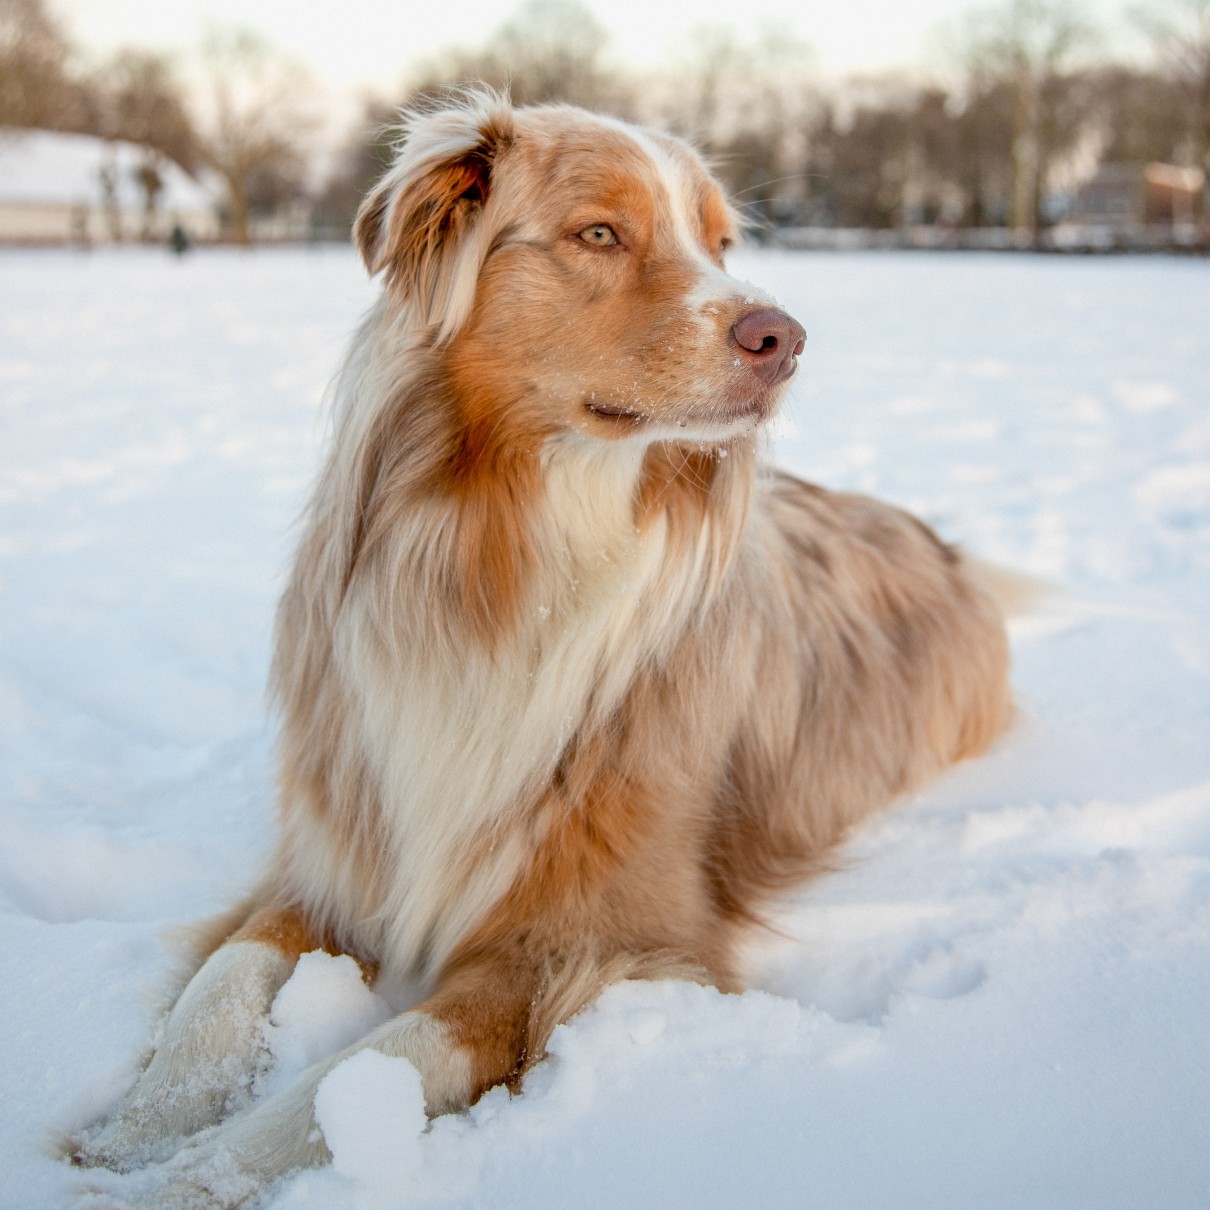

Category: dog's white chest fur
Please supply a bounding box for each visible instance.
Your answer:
[308,440,708,988]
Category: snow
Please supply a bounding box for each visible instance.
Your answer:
[314,1049,427,1191]
[1,245,1208,1208]
[259,952,392,1099]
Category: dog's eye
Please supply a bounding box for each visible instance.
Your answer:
[578,224,619,247]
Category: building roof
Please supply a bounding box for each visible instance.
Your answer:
[0,129,217,212]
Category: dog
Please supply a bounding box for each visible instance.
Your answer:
[73,90,1013,1205]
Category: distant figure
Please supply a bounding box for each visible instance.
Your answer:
[70,205,92,250]
[170,223,189,256]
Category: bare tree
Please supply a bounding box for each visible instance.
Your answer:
[1136,0,1210,173]
[407,0,632,115]
[311,99,397,237]
[491,0,625,110]
[947,0,1096,234]
[656,26,819,226]
[87,48,200,238]
[0,0,93,130]
[95,48,198,171]
[805,79,950,229]
[197,27,316,244]
[1087,63,1187,163]
[951,80,1016,225]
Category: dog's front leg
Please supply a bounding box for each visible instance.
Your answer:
[72,905,320,1171]
[131,945,701,1207]
[128,1003,494,1208]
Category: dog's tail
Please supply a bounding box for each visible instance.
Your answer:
[964,556,1055,618]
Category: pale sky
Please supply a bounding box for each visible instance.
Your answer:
[66,0,1146,98]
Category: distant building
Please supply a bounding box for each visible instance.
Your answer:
[1144,163,1206,227]
[1070,162,1205,230]
[0,129,221,246]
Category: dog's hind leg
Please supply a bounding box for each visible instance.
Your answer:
[71,904,325,1172]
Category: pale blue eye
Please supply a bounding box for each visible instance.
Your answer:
[579,225,618,246]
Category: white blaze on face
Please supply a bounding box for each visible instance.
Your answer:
[686,270,779,323]
[627,128,788,437]
[633,130,775,322]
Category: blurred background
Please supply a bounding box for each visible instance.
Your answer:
[1,0,1208,251]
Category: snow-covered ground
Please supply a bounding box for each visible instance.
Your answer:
[1,246,1207,1208]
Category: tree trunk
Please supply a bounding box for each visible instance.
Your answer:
[227,175,251,245]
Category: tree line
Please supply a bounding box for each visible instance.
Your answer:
[3,0,1208,241]
[1,0,312,241]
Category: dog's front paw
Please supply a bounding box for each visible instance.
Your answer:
[70,1125,165,1176]
[70,1095,199,1174]
[73,1143,263,1210]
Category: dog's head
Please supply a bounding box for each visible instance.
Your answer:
[354,91,805,448]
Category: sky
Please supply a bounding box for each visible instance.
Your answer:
[66,0,1147,100]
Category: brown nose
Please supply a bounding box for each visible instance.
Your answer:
[732,307,807,385]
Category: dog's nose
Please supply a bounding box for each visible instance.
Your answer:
[732,307,807,385]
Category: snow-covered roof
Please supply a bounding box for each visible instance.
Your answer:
[0,128,218,211]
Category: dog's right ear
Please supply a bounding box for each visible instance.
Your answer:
[354,94,514,339]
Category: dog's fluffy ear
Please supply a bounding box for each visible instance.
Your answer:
[354,93,514,340]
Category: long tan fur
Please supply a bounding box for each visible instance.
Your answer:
[72,92,1012,1205]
